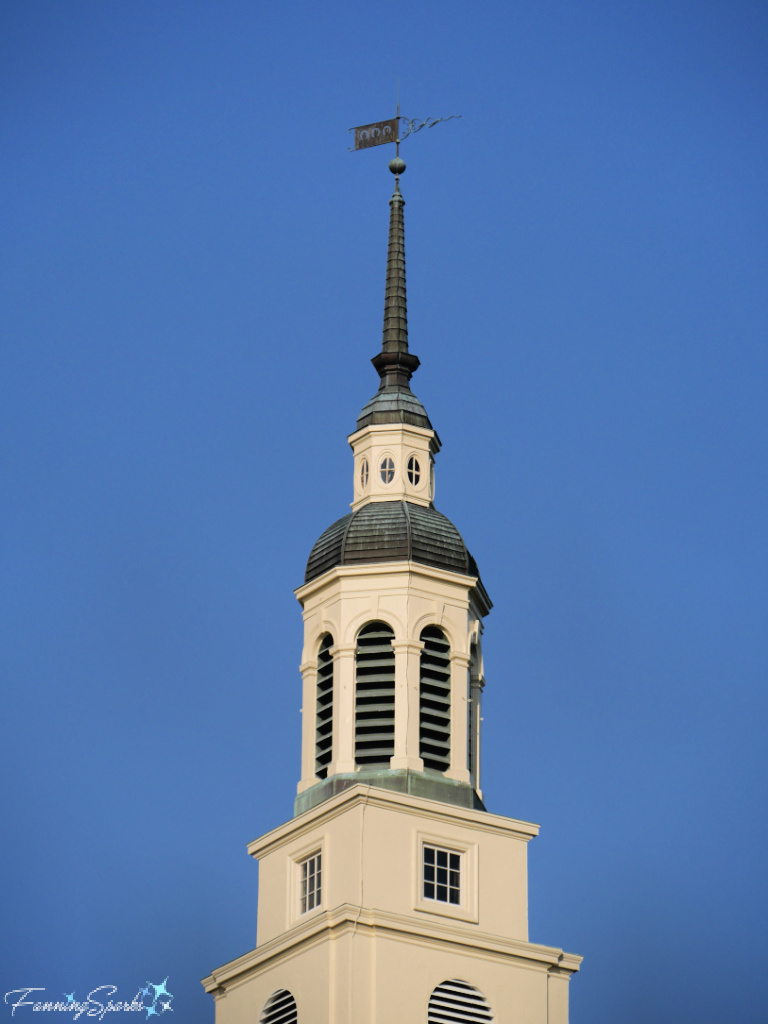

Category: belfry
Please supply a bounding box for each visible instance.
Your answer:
[202,156,581,1023]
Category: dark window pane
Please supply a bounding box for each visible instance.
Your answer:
[449,890,460,905]
[437,885,447,901]
[449,854,460,870]
[424,848,435,865]
[424,865,434,882]
[437,850,448,867]
[424,882,434,899]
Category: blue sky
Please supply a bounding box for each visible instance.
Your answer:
[1,2,766,1022]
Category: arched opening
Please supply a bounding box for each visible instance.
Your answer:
[259,989,297,1024]
[315,634,334,778]
[355,621,395,766]
[419,626,451,772]
[427,979,493,1023]
[468,642,479,781]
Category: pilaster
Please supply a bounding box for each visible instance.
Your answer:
[445,651,471,783]
[297,660,316,793]
[328,644,357,775]
[390,639,424,771]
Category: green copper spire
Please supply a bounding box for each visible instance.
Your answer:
[356,159,432,431]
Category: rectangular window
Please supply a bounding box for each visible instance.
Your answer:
[423,844,460,905]
[300,852,321,913]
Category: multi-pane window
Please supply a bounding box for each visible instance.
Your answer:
[407,456,420,485]
[380,457,395,483]
[359,458,369,488]
[423,845,460,905]
[300,852,321,913]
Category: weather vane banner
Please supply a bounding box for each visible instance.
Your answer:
[350,118,398,149]
[349,115,461,151]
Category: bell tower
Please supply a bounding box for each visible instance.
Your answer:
[202,158,581,1024]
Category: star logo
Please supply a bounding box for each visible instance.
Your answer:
[141,978,173,1019]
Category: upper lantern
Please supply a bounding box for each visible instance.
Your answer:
[304,160,486,595]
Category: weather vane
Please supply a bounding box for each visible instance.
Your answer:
[348,98,460,163]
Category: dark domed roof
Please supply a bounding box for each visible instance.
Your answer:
[356,386,432,431]
[305,500,485,587]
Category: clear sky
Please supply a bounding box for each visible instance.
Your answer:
[1,2,766,1022]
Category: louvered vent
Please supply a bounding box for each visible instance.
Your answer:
[419,626,451,771]
[259,989,297,1024]
[427,980,493,1024]
[468,644,478,779]
[355,622,395,766]
[315,634,334,778]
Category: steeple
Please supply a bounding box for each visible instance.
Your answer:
[356,158,432,431]
[203,143,583,1024]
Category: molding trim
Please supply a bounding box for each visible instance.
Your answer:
[248,783,539,860]
[201,902,582,995]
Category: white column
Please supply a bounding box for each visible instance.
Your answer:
[445,651,471,783]
[472,677,485,799]
[296,660,317,794]
[390,639,424,771]
[328,643,357,775]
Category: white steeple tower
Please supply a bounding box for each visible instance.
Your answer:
[203,158,581,1024]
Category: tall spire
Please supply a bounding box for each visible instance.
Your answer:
[356,158,432,431]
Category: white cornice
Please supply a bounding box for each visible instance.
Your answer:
[347,421,441,454]
[295,560,481,604]
[201,902,581,994]
[246,783,539,861]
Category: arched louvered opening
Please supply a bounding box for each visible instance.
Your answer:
[427,979,493,1024]
[259,989,297,1024]
[468,643,479,781]
[419,626,451,772]
[355,621,395,766]
[315,634,334,778]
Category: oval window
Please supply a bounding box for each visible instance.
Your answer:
[360,458,369,488]
[380,457,395,484]
[407,456,420,485]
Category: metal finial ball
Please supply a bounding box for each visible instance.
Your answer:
[388,156,406,175]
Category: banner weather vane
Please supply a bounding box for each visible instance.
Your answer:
[348,112,461,156]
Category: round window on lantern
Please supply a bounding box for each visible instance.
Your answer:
[407,456,421,486]
[360,458,369,489]
[380,457,395,484]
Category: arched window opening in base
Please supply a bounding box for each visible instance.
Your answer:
[259,989,298,1024]
[427,979,493,1024]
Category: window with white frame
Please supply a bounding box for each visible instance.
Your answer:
[423,844,461,905]
[300,852,321,913]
